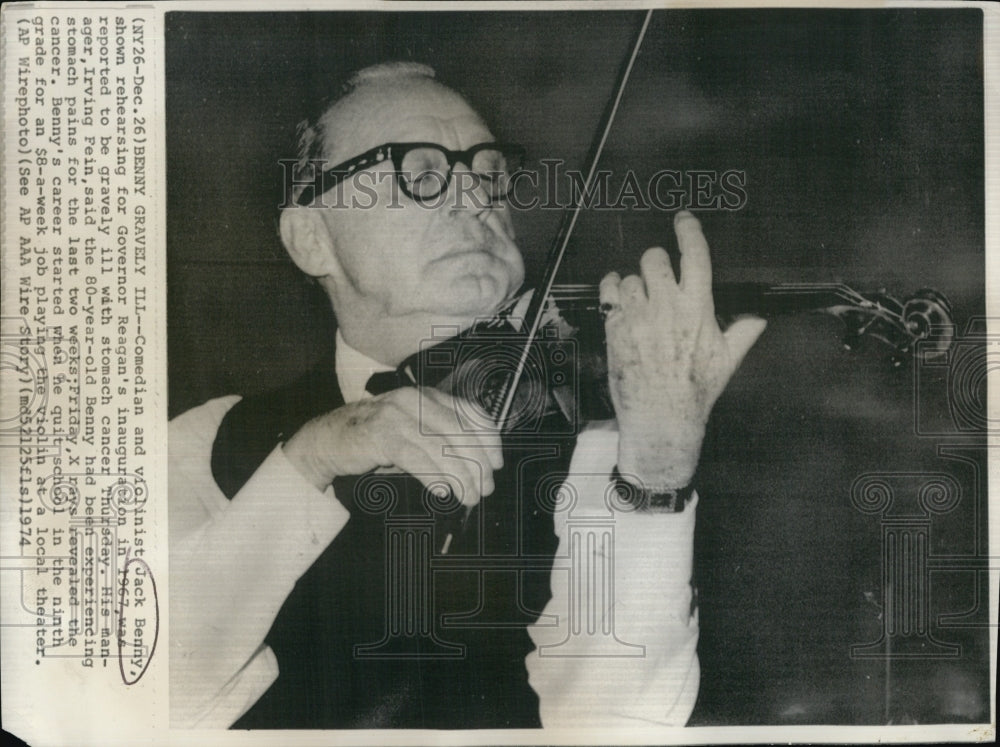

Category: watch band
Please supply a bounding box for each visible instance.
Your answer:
[610,466,695,513]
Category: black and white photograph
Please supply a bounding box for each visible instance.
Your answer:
[3,2,992,744]
[163,5,991,734]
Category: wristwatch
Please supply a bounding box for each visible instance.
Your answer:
[610,466,695,513]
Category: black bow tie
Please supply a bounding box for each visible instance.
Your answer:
[365,367,416,396]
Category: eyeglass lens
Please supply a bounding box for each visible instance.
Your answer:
[399,146,513,201]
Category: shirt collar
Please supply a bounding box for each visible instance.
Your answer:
[334,291,535,403]
[334,329,394,404]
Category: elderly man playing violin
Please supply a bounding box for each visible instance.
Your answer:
[169,62,766,730]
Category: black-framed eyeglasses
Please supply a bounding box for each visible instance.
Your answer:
[294,142,526,206]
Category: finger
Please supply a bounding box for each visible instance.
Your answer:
[421,389,503,470]
[432,422,500,497]
[441,457,487,507]
[440,434,503,477]
[599,271,622,307]
[433,449,488,506]
[400,439,482,507]
[409,388,468,437]
[407,391,498,498]
[469,434,503,473]
[483,432,504,472]
[639,246,677,300]
[674,210,713,301]
[440,449,497,500]
[372,393,485,506]
[390,439,468,501]
[722,316,767,371]
[619,274,646,307]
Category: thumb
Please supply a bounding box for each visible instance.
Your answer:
[723,315,767,370]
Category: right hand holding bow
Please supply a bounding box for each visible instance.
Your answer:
[282,387,503,508]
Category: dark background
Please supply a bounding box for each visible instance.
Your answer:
[166,9,990,725]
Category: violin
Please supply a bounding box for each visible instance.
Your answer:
[550,280,955,367]
[399,8,956,550]
[441,7,956,427]
[403,280,955,435]
[397,276,955,554]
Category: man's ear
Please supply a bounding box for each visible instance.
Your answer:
[279,208,340,279]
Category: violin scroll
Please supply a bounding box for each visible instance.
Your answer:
[902,289,955,357]
[826,286,954,366]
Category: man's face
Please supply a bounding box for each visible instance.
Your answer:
[312,78,525,323]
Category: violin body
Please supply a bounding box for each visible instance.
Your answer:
[400,281,956,431]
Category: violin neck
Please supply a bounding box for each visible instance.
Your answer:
[550,282,869,318]
[712,283,867,317]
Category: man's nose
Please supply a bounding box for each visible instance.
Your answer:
[447,162,491,214]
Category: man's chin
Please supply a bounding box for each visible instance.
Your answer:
[421,272,518,323]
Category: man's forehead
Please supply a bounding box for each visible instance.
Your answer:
[384,112,491,144]
[320,79,492,160]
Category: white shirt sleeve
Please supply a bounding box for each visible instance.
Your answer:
[168,397,351,728]
[525,420,700,728]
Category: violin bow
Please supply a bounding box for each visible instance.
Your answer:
[491,9,655,431]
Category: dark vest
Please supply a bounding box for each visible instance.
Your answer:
[211,358,577,729]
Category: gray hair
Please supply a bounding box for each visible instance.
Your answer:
[291,62,437,192]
